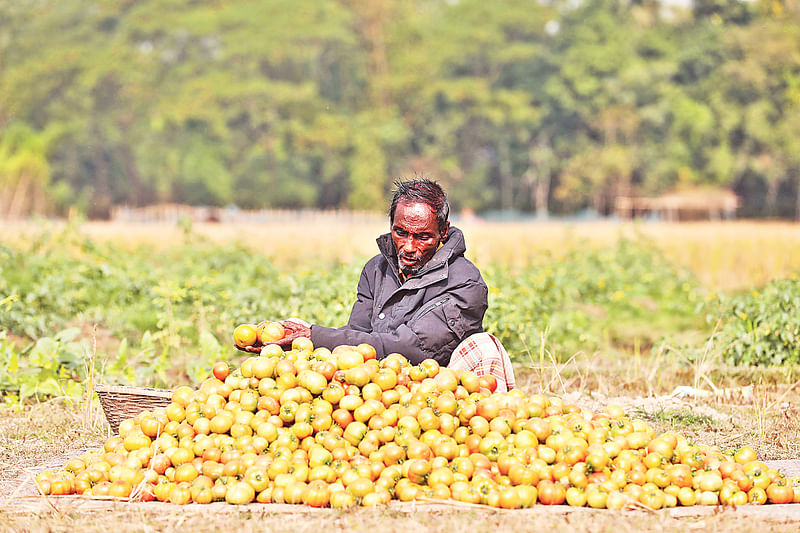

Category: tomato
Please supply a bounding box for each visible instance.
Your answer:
[212,362,230,381]
[767,481,794,504]
[283,481,308,504]
[734,446,758,465]
[537,445,556,465]
[168,483,191,505]
[346,477,373,499]
[479,434,508,462]
[537,480,566,505]
[676,486,696,506]
[602,490,626,510]
[336,350,365,371]
[225,481,256,504]
[729,490,749,506]
[233,324,258,348]
[404,459,431,485]
[293,336,314,352]
[330,490,356,508]
[697,490,719,506]
[190,485,213,504]
[495,487,519,509]
[343,421,368,446]
[748,486,767,505]
[173,463,199,484]
[244,466,269,493]
[476,398,500,420]
[356,343,378,361]
[585,486,608,509]
[478,375,498,393]
[259,322,285,343]
[565,486,587,507]
[304,480,330,507]
[638,487,665,510]
[746,465,771,490]
[665,464,693,488]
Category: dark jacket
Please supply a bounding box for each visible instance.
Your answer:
[311,227,488,366]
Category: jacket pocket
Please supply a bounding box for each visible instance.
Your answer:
[408,296,467,362]
[442,301,465,339]
[408,296,450,329]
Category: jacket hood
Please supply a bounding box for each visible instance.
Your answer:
[376,226,467,277]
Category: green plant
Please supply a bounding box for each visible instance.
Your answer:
[0,329,86,403]
[484,238,707,360]
[632,407,714,428]
[714,275,800,366]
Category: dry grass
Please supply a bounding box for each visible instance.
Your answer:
[3,219,800,290]
[0,403,106,483]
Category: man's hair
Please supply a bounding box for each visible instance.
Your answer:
[389,178,450,233]
[389,178,450,232]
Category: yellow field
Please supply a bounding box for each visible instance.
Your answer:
[3,219,799,290]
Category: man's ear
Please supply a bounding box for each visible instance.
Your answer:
[440,222,450,241]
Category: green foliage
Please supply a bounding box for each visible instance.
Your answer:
[0,329,85,403]
[714,276,800,365]
[2,0,799,218]
[0,227,362,395]
[484,238,706,359]
[0,229,716,401]
[2,226,798,403]
[631,407,714,428]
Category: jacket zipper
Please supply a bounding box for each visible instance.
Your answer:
[409,296,450,326]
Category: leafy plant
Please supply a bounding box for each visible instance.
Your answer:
[484,238,707,360]
[0,329,86,403]
[0,228,769,403]
[714,275,800,366]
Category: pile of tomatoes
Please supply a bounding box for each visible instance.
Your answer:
[37,334,800,509]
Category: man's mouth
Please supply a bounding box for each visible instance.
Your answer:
[399,254,419,266]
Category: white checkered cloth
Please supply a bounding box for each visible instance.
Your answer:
[447,332,516,392]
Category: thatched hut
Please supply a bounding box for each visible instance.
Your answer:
[614,187,739,221]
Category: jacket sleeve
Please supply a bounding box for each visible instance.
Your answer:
[311,278,487,366]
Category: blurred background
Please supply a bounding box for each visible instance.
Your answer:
[2,0,800,222]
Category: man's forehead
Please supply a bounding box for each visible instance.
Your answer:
[393,201,436,225]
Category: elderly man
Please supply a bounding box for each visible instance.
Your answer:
[286,178,514,391]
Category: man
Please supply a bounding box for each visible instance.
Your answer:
[286,178,515,390]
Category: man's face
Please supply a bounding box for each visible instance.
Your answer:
[391,201,448,277]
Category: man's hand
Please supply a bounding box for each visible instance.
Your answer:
[234,318,313,353]
[281,319,312,342]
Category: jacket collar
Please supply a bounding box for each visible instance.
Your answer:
[376,226,466,283]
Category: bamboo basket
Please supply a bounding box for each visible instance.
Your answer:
[94,384,173,434]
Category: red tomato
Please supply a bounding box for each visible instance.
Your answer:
[537,480,566,505]
[478,375,498,393]
[212,362,230,381]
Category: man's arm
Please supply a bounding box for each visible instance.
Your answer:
[280,264,375,340]
[311,278,487,366]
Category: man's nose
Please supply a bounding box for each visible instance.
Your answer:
[402,238,417,252]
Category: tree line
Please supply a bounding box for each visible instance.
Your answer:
[1,0,799,219]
